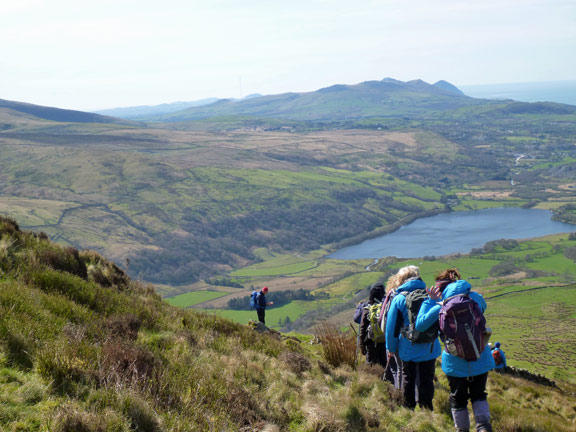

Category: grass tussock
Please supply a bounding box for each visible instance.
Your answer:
[314,321,357,369]
[1,215,576,431]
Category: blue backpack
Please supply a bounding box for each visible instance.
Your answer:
[353,302,369,324]
[249,291,259,309]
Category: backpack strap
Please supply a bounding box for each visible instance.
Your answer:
[441,293,468,306]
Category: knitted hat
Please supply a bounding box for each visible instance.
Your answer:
[369,282,385,304]
[262,286,269,293]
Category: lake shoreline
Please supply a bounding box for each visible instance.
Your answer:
[327,207,576,260]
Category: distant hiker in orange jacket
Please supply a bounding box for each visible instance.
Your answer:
[491,342,507,372]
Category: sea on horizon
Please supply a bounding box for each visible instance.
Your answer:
[460,80,576,107]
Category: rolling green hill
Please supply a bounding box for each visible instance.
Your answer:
[1,216,575,431]
[0,98,126,124]
[145,78,491,122]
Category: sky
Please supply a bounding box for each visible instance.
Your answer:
[1,0,575,111]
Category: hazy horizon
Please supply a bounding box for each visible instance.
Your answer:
[89,78,576,113]
[2,0,575,111]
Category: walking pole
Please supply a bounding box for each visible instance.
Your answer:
[350,322,359,370]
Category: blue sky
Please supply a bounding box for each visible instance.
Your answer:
[1,0,575,110]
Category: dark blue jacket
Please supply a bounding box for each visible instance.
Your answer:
[416,280,495,377]
[255,291,267,310]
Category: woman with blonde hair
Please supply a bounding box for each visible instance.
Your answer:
[385,265,421,293]
[385,265,441,410]
[380,265,420,388]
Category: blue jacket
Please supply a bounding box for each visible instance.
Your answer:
[416,280,495,377]
[255,291,267,310]
[492,348,507,369]
[385,278,442,362]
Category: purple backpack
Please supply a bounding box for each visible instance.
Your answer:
[439,294,486,361]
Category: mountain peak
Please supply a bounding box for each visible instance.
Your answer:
[433,80,465,96]
[381,77,403,84]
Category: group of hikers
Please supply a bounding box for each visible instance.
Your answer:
[250,268,508,431]
[356,266,507,432]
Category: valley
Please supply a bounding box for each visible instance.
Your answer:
[2,79,576,387]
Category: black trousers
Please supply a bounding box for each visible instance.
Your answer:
[365,341,387,368]
[401,359,436,410]
[385,353,402,388]
[447,373,488,410]
[257,309,265,324]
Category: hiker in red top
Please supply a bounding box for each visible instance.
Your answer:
[255,286,273,325]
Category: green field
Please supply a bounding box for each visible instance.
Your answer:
[165,290,228,308]
[0,197,75,226]
[212,299,323,327]
[485,285,576,382]
[232,260,318,277]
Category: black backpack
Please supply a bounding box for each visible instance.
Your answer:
[401,289,439,344]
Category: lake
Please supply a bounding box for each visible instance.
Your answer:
[328,207,575,259]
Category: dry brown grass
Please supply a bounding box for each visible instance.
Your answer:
[98,340,160,392]
[279,350,312,376]
[52,404,126,432]
[105,314,141,341]
[314,321,357,369]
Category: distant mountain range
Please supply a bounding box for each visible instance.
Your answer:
[2,78,576,127]
[101,78,576,123]
[141,78,484,122]
[93,94,263,120]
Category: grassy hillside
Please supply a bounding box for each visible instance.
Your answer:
[0,98,124,124]
[1,217,575,431]
[0,124,455,285]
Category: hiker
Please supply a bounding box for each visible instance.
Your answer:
[380,272,405,388]
[385,265,441,410]
[252,286,273,325]
[417,269,494,432]
[359,282,387,368]
[491,342,507,373]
